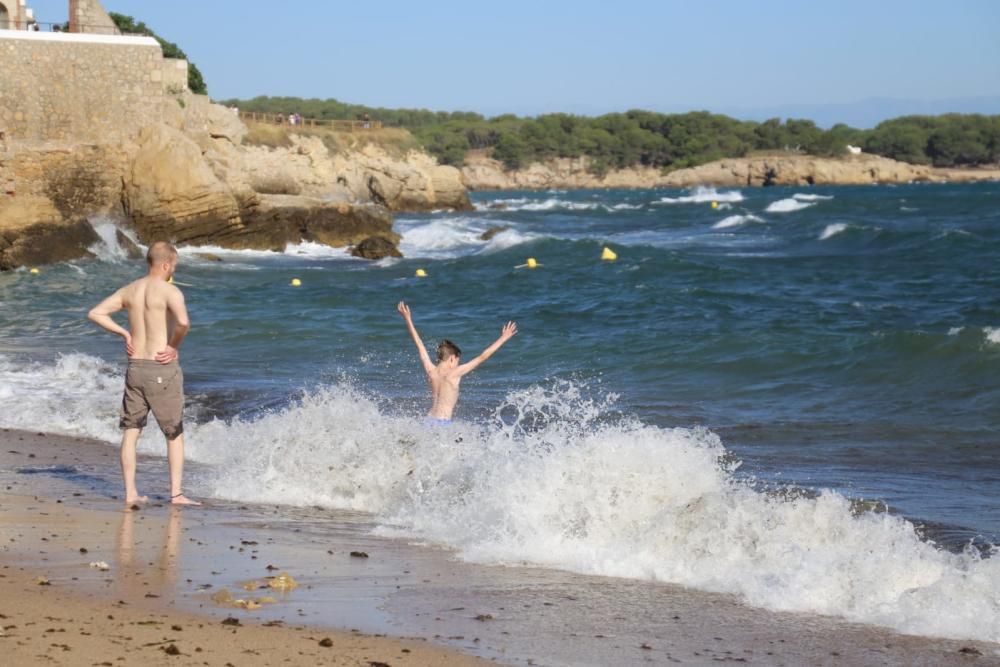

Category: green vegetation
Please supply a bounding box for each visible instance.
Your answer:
[224,96,1000,172]
[243,122,420,157]
[110,13,207,95]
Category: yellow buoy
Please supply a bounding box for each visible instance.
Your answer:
[601,247,618,262]
[710,201,719,209]
[415,269,427,278]
[516,258,541,269]
[29,267,40,274]
[290,278,302,287]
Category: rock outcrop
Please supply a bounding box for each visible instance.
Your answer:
[1,98,473,269]
[123,124,243,245]
[0,195,100,270]
[239,137,473,212]
[351,236,403,260]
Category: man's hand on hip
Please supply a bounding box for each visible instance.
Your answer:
[155,345,179,364]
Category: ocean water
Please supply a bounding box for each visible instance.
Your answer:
[0,182,998,643]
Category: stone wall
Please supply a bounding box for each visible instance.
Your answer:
[162,58,189,93]
[0,31,168,144]
[71,0,119,35]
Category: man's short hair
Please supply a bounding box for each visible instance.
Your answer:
[437,340,461,361]
[146,241,178,266]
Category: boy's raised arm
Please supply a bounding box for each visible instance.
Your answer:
[456,321,517,376]
[397,301,435,373]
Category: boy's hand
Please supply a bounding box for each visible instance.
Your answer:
[397,301,412,321]
[501,321,518,340]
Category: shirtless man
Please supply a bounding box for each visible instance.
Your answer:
[397,301,517,423]
[88,242,199,505]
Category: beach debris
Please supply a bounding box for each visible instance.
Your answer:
[267,572,298,591]
[370,662,391,667]
[265,564,279,571]
[221,616,241,626]
[89,561,110,571]
[350,551,369,559]
[171,625,183,631]
[318,637,334,648]
[35,576,51,586]
[240,579,265,591]
[211,589,234,605]
[161,644,181,656]
[78,547,88,554]
[640,643,653,650]
[474,614,494,622]
[234,599,261,610]
[240,540,258,546]
[959,647,983,655]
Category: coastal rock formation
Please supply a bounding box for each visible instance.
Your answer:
[122,124,243,245]
[461,152,1000,190]
[240,137,473,212]
[0,195,100,270]
[231,195,397,252]
[351,236,403,260]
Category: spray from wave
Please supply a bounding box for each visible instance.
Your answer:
[712,214,764,229]
[3,354,998,643]
[397,217,535,259]
[656,186,744,204]
[766,198,816,213]
[819,223,850,240]
[201,380,1000,643]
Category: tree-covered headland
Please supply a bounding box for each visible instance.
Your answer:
[221,97,1000,173]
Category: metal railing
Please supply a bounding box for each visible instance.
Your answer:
[237,111,383,132]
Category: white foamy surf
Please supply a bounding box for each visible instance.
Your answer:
[3,354,998,643]
[984,327,1000,345]
[396,217,536,259]
[792,193,834,201]
[656,186,744,204]
[766,198,816,213]
[819,223,849,240]
[87,217,142,263]
[712,214,764,229]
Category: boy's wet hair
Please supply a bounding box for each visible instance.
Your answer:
[437,339,461,361]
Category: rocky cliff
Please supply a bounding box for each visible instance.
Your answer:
[461,153,1000,190]
[0,95,467,269]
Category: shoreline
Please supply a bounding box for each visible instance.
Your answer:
[2,429,997,665]
[460,153,1000,191]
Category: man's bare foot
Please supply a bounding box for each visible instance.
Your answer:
[170,494,202,506]
[124,495,149,506]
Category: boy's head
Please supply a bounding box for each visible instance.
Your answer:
[437,339,461,363]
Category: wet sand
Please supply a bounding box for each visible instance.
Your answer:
[1,429,997,666]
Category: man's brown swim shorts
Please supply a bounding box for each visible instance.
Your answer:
[120,359,184,439]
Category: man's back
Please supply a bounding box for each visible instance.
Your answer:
[121,277,181,360]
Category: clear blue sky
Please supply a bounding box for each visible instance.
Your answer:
[27,0,1000,125]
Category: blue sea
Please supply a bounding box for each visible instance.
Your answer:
[1,182,998,642]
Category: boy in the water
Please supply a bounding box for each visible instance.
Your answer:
[397,301,517,423]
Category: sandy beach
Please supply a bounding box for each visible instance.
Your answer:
[1,428,997,666]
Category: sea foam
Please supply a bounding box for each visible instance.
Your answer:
[766,198,816,213]
[656,186,744,204]
[3,354,998,643]
[712,214,764,229]
[819,223,849,240]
